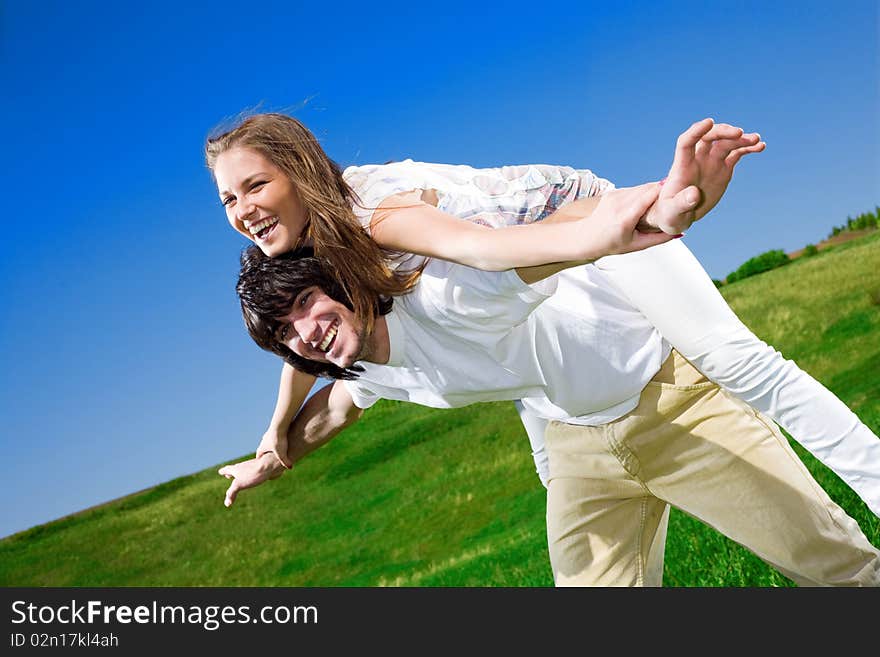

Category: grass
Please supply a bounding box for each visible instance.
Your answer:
[1,232,878,587]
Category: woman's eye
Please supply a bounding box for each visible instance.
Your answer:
[250,181,267,191]
[299,291,311,307]
[278,325,290,342]
[221,197,234,207]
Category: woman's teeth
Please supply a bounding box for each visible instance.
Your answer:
[319,321,339,352]
[250,217,279,238]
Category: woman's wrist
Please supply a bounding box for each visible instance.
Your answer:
[259,451,288,478]
[260,425,293,469]
[266,419,291,434]
[568,219,606,261]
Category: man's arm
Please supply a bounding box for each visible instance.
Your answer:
[219,380,363,507]
[285,380,363,465]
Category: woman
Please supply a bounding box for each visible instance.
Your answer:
[205,112,879,517]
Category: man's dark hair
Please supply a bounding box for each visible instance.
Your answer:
[236,245,392,380]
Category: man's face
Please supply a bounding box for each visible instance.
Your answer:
[275,286,368,369]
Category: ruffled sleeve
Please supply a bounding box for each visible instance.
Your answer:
[342,160,424,234]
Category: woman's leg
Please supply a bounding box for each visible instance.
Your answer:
[594,240,880,516]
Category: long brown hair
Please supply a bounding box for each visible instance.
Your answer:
[205,112,421,332]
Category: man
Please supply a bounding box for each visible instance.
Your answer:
[224,187,880,586]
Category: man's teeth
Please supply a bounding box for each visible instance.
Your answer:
[319,322,338,352]
[249,217,279,236]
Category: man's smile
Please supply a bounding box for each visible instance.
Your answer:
[318,319,340,353]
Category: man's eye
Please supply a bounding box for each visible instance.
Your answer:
[278,324,290,342]
[299,291,311,307]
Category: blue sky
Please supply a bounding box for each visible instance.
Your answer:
[1,0,877,538]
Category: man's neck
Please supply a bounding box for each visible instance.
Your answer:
[363,315,390,365]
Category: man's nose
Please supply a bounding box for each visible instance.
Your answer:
[292,316,320,346]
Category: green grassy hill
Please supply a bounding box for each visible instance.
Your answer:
[2,232,878,587]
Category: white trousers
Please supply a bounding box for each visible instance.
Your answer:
[515,240,880,517]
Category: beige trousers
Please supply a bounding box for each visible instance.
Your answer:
[545,350,880,586]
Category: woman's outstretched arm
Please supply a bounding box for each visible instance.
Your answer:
[220,380,362,507]
[254,363,317,468]
[595,240,880,516]
[366,120,762,271]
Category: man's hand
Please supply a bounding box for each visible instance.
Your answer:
[255,427,292,469]
[218,453,286,508]
[643,118,766,234]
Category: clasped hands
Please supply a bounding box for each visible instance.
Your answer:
[218,450,286,508]
[639,117,765,235]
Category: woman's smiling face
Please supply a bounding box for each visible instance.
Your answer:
[214,146,308,256]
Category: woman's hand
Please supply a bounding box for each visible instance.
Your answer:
[218,453,286,508]
[644,118,766,234]
[515,182,677,283]
[255,426,292,470]
[585,182,680,256]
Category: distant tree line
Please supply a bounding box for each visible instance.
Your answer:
[714,205,878,287]
[828,206,879,237]
[724,249,790,284]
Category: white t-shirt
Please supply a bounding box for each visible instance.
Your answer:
[343,258,671,426]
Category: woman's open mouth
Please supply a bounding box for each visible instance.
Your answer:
[250,216,280,241]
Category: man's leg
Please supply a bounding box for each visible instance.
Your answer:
[623,351,879,586]
[545,420,669,587]
[528,402,669,585]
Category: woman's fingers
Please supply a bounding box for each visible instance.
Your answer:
[726,141,766,166]
[701,122,745,142]
[678,120,761,164]
[653,185,700,233]
[676,184,701,208]
[707,133,761,157]
[631,227,681,251]
[628,182,663,217]
[676,118,715,151]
